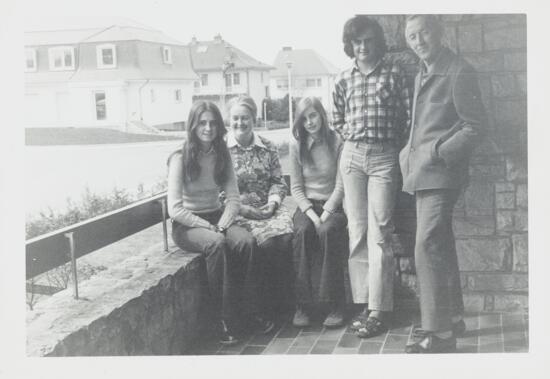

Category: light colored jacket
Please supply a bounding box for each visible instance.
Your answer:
[400,47,486,193]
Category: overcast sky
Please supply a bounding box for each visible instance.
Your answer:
[22,0,357,69]
[19,0,521,71]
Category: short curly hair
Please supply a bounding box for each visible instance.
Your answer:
[342,15,387,59]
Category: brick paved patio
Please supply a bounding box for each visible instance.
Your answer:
[189,307,529,355]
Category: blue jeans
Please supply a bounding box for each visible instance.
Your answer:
[340,141,399,311]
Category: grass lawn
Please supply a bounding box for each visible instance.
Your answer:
[26,128,184,146]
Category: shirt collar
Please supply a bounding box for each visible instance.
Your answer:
[420,47,452,76]
[227,132,267,150]
[351,55,385,76]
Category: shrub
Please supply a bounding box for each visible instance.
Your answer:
[262,95,298,122]
[26,181,166,239]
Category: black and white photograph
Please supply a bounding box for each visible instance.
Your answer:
[0,0,547,377]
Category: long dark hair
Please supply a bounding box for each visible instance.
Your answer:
[172,101,231,186]
[292,97,338,166]
[342,15,387,59]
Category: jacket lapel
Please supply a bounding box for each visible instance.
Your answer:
[408,71,423,139]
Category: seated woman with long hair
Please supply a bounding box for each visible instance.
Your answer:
[289,97,348,328]
[167,100,273,345]
[225,95,294,316]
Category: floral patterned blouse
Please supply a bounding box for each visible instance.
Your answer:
[225,132,294,245]
[226,133,288,207]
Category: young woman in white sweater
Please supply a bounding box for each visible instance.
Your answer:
[289,97,348,328]
[167,101,272,345]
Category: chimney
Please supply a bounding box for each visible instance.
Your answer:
[213,33,223,43]
[190,36,197,45]
[282,46,292,51]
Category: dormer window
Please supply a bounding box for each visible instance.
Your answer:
[162,46,172,64]
[25,48,37,72]
[48,46,75,71]
[96,44,117,69]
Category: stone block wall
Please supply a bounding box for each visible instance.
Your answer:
[374,14,528,312]
[26,246,207,356]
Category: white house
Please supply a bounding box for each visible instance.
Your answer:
[188,34,273,115]
[270,47,340,113]
[24,22,198,132]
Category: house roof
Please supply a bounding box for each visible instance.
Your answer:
[25,48,198,84]
[189,36,273,71]
[25,24,184,47]
[24,21,198,83]
[271,48,340,77]
[25,28,104,46]
[81,25,184,45]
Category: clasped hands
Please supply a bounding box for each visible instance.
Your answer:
[206,210,235,233]
[239,201,278,220]
[305,208,333,231]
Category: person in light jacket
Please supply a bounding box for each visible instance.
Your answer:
[401,15,486,353]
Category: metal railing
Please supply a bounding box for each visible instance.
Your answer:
[26,175,292,300]
[26,192,170,299]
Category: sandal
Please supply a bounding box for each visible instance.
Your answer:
[356,317,388,339]
[349,309,369,331]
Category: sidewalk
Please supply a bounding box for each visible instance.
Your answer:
[189,308,528,355]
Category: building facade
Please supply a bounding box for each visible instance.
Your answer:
[188,34,273,116]
[24,23,198,131]
[269,47,340,114]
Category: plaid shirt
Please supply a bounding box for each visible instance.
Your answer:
[332,56,412,144]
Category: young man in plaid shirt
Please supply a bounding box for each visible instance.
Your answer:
[332,15,411,338]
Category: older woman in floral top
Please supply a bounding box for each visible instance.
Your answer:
[225,95,294,313]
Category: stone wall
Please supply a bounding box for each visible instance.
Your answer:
[26,246,207,356]
[375,14,528,312]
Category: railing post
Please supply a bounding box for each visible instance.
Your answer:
[64,232,79,299]
[159,198,169,253]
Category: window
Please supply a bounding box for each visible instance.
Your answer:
[150,89,156,103]
[276,79,288,89]
[175,89,182,102]
[200,74,208,86]
[306,79,317,87]
[261,72,264,83]
[48,46,75,71]
[162,46,172,64]
[96,44,117,69]
[225,74,232,88]
[94,92,106,120]
[197,45,208,53]
[233,73,240,85]
[25,48,37,72]
[317,78,322,87]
